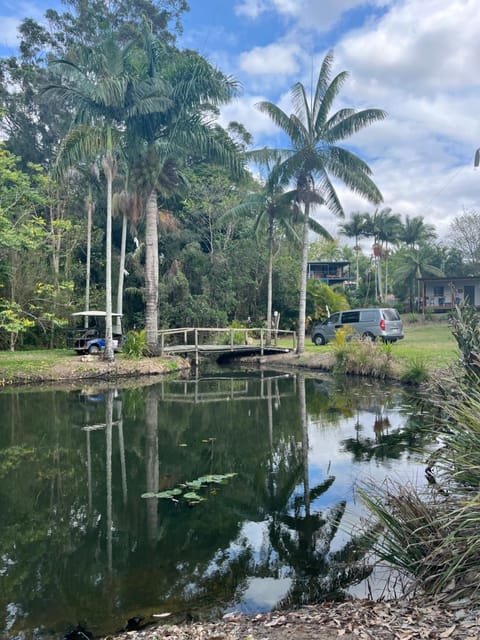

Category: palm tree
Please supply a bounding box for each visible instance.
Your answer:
[126,31,241,352]
[224,162,330,344]
[399,215,437,249]
[44,35,169,360]
[339,211,368,287]
[392,246,444,312]
[255,50,386,353]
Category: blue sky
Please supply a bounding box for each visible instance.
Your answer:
[1,0,480,240]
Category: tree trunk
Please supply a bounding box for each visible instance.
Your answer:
[116,209,127,334]
[103,155,115,362]
[266,215,274,346]
[145,188,159,353]
[85,189,94,327]
[297,201,310,354]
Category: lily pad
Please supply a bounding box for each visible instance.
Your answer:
[141,488,183,499]
[184,491,206,502]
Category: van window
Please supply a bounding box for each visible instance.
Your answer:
[341,311,360,324]
[360,310,378,322]
[326,312,340,325]
[382,309,400,321]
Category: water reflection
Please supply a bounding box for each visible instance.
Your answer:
[0,372,430,638]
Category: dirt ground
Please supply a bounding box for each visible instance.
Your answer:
[108,597,480,640]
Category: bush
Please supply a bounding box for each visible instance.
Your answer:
[332,334,394,379]
[122,329,146,359]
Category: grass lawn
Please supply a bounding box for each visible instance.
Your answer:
[393,321,459,368]
[303,319,460,371]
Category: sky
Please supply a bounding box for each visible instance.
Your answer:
[1,0,480,243]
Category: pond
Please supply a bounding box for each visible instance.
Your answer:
[0,369,433,639]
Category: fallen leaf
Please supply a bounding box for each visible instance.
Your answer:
[439,626,456,638]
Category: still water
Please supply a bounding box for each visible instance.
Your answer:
[0,369,432,639]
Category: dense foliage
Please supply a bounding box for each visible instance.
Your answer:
[0,0,474,352]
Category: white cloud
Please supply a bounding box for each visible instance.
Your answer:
[239,41,301,75]
[235,0,268,19]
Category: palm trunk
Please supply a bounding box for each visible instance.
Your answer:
[115,209,127,333]
[266,215,274,346]
[145,188,159,353]
[85,190,93,327]
[297,201,310,354]
[104,160,114,362]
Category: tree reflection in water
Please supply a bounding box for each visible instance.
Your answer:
[0,372,430,639]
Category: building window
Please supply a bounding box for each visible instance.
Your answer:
[433,286,444,296]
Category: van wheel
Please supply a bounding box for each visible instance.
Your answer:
[362,332,376,341]
[313,334,326,346]
[88,344,101,355]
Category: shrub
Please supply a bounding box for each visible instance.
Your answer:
[333,334,394,379]
[122,329,146,359]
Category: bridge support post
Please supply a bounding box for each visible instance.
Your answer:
[160,332,164,355]
[260,329,264,356]
[195,329,199,367]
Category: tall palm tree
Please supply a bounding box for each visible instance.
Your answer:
[339,211,368,288]
[255,50,386,353]
[44,35,170,360]
[224,162,330,344]
[127,33,241,352]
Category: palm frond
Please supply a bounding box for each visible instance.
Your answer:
[324,108,387,143]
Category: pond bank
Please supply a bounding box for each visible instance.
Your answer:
[105,595,480,640]
[0,353,190,386]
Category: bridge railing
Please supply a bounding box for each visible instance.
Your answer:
[158,327,297,354]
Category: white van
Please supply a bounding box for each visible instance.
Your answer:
[311,308,404,345]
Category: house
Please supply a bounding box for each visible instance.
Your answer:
[418,276,480,312]
[307,260,351,286]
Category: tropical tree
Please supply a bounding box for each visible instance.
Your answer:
[43,35,169,360]
[127,35,241,352]
[399,215,436,249]
[339,211,368,287]
[391,245,444,312]
[224,161,330,344]
[254,50,386,353]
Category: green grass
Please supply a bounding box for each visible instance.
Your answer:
[304,319,460,371]
[0,349,73,378]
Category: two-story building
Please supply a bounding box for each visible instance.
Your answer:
[307,260,351,286]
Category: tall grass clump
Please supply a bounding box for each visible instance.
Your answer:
[401,358,429,385]
[333,330,394,379]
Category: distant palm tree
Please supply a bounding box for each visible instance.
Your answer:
[254,50,386,353]
[340,212,368,287]
[399,215,436,249]
[363,208,402,301]
[392,246,444,312]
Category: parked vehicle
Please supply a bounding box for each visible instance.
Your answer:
[311,308,404,345]
[69,311,123,355]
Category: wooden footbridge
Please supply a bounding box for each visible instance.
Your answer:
[159,327,297,365]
